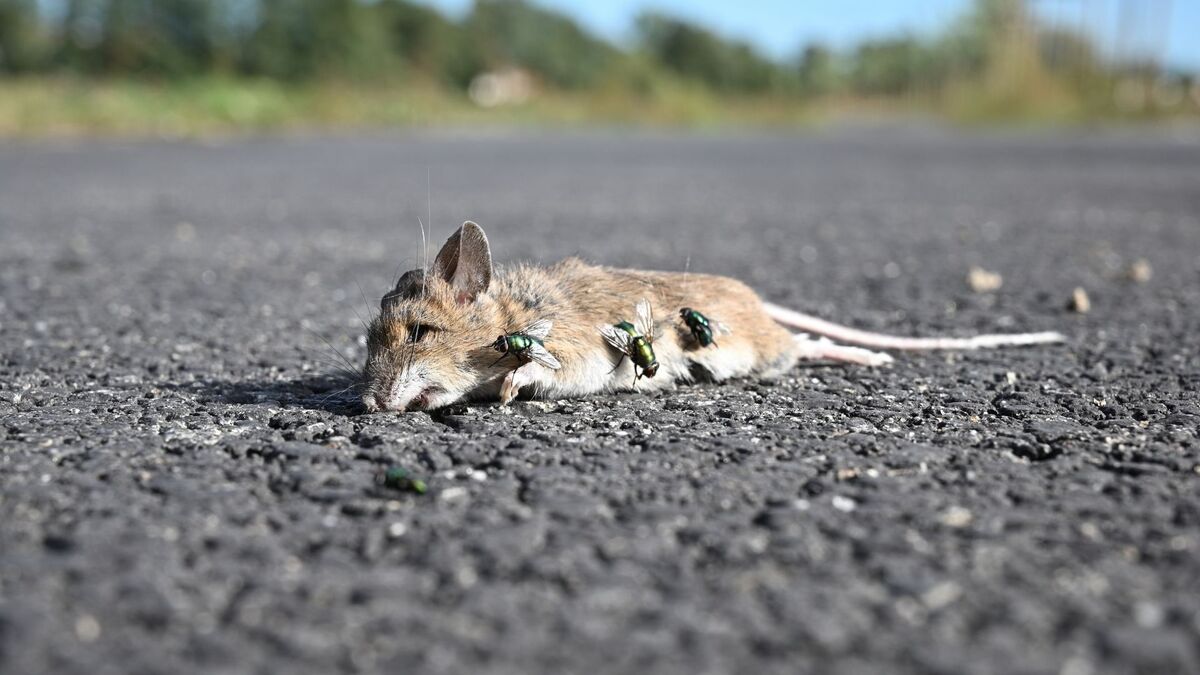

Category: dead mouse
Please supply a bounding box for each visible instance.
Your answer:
[361,221,1062,412]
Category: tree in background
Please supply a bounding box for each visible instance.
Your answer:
[850,37,926,96]
[97,0,223,76]
[465,0,616,90]
[243,0,395,80]
[796,44,836,97]
[0,0,45,72]
[375,0,480,88]
[635,12,779,94]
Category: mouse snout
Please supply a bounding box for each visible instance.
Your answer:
[364,371,433,413]
[361,371,397,412]
[365,385,405,413]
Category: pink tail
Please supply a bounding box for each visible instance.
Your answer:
[763,302,1064,351]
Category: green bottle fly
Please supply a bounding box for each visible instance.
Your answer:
[490,318,562,370]
[679,307,714,347]
[381,466,428,494]
[678,307,731,348]
[599,299,659,383]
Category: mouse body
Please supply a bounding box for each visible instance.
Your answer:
[361,222,1063,412]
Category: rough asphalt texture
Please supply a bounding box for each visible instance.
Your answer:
[1,129,1198,675]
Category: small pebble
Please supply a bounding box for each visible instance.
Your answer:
[1134,602,1163,628]
[75,614,101,642]
[1069,287,1091,314]
[439,486,468,502]
[940,506,973,528]
[921,581,962,609]
[967,267,1003,293]
[1126,258,1152,283]
[831,495,857,512]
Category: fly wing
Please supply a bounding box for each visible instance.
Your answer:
[526,342,562,370]
[520,318,553,340]
[710,317,733,336]
[634,298,655,340]
[598,324,632,352]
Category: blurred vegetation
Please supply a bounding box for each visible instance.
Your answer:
[0,0,1195,136]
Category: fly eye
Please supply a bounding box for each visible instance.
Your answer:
[406,324,437,344]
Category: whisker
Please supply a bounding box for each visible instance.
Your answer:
[404,340,420,376]
[403,341,416,374]
[295,345,360,373]
[304,328,361,376]
[353,279,374,333]
[315,383,362,407]
[418,216,429,298]
[425,165,432,272]
[303,359,362,384]
[313,353,360,382]
[422,166,432,298]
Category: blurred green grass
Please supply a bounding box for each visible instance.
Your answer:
[4,74,1193,139]
[0,76,828,137]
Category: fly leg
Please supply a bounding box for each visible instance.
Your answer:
[607,353,627,374]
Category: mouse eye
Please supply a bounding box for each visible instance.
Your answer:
[406,323,438,344]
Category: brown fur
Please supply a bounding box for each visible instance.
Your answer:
[362,255,797,411]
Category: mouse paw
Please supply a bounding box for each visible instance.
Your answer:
[499,371,519,406]
[498,362,541,406]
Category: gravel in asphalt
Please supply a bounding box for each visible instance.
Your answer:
[1,129,1198,674]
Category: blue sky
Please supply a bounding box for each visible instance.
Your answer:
[423,0,1200,72]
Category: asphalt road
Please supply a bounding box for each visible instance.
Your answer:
[1,129,1198,675]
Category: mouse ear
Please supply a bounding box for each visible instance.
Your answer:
[431,221,492,303]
